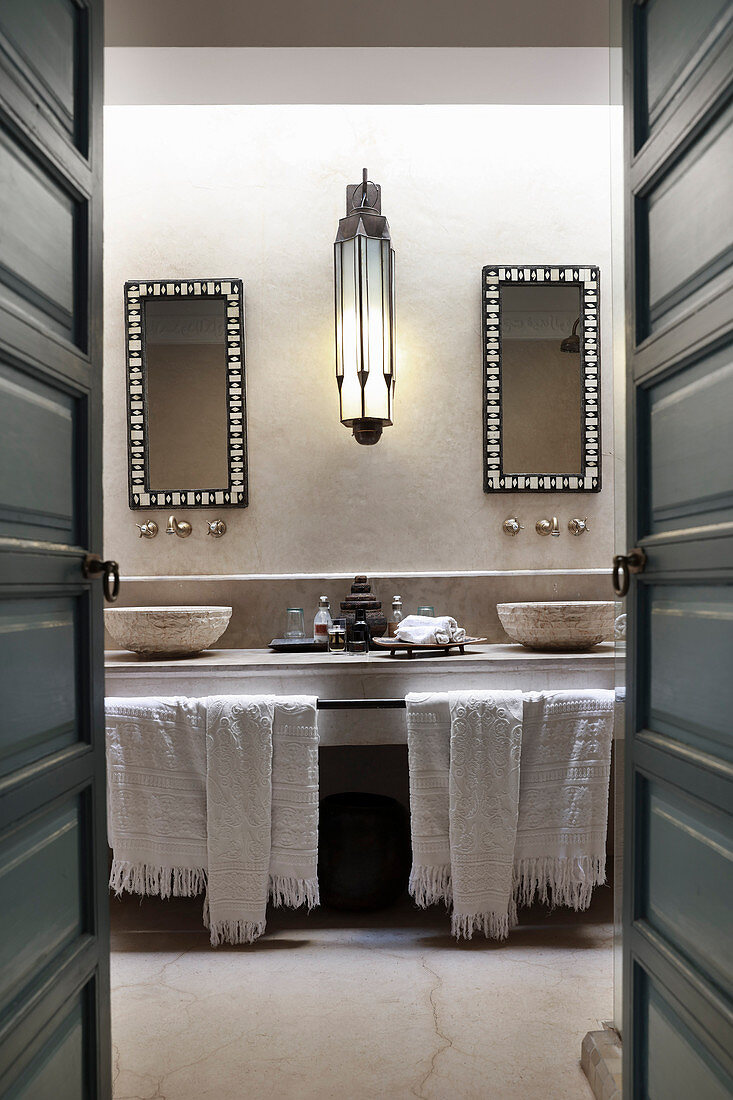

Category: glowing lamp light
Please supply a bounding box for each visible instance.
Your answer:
[334,169,395,445]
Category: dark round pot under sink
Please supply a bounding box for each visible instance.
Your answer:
[318,792,412,911]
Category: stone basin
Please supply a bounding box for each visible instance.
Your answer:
[496,601,614,652]
[105,606,232,658]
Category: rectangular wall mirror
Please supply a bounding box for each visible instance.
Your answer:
[125,279,247,508]
[482,265,600,492]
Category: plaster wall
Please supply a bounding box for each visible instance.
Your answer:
[103,103,618,580]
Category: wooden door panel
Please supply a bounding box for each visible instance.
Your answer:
[646,584,733,761]
[0,793,101,1092]
[0,596,81,779]
[637,0,731,143]
[0,357,80,543]
[0,0,108,1093]
[647,341,733,534]
[5,993,88,1100]
[643,778,732,998]
[624,2,733,1093]
[639,101,733,337]
[0,125,85,347]
[0,795,85,1015]
[0,0,87,155]
[641,974,733,1099]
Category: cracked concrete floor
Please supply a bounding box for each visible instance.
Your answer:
[110,890,611,1099]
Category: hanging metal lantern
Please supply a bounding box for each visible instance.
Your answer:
[334,169,396,445]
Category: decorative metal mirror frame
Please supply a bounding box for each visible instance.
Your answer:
[482,265,601,493]
[125,279,248,509]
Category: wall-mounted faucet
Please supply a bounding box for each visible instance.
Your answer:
[536,516,560,537]
[135,520,158,539]
[166,514,192,538]
[568,517,589,536]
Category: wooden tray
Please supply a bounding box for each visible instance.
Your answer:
[268,638,328,653]
[371,637,486,658]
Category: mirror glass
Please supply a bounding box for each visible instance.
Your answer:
[500,284,582,475]
[125,279,247,509]
[483,265,600,493]
[145,298,229,490]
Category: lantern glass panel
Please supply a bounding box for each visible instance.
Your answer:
[337,238,362,421]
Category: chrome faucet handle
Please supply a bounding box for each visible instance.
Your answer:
[166,514,192,538]
[135,521,158,539]
[536,516,560,537]
[207,519,227,538]
[502,517,524,536]
[568,517,589,536]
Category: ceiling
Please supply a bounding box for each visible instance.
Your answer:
[104,0,610,48]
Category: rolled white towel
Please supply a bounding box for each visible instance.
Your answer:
[439,620,467,644]
[395,615,467,645]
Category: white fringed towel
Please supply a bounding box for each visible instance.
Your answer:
[406,693,452,908]
[513,690,614,911]
[105,694,319,946]
[205,696,275,945]
[406,688,614,940]
[106,698,208,898]
[406,691,524,939]
[269,698,320,910]
[449,691,524,939]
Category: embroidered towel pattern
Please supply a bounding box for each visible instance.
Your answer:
[406,689,613,940]
[448,691,524,939]
[205,696,275,945]
[513,689,614,910]
[406,691,523,940]
[106,697,208,898]
[269,697,320,909]
[406,693,452,907]
[106,694,319,946]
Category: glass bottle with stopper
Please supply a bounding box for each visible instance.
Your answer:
[328,618,347,653]
[388,596,404,638]
[313,596,332,645]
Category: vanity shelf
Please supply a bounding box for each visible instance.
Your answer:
[105,643,620,747]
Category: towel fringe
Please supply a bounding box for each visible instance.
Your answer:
[409,864,452,908]
[208,919,266,946]
[109,860,207,899]
[513,855,605,911]
[451,910,511,941]
[269,875,320,910]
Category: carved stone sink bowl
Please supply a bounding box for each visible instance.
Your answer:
[105,606,232,658]
[497,601,614,652]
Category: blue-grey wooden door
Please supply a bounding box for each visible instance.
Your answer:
[622,1,733,1096]
[0,1,110,1096]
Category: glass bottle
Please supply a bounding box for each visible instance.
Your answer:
[328,617,347,653]
[417,605,435,617]
[349,608,370,654]
[314,595,332,644]
[388,596,404,638]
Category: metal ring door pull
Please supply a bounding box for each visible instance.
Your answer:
[83,554,121,603]
[612,548,647,598]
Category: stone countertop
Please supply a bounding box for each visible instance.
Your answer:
[105,641,618,673]
[105,644,621,746]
